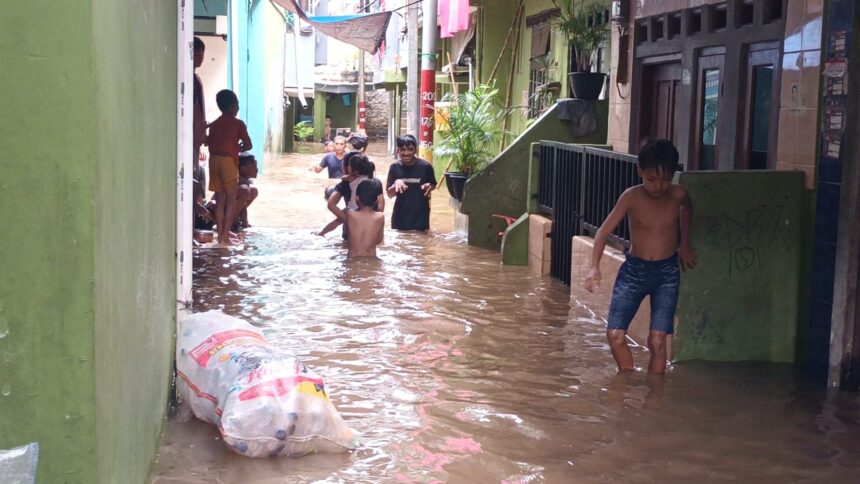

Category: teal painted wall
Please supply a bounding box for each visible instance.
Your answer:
[229,0,267,169]
[675,171,805,362]
[461,100,608,249]
[1,2,176,482]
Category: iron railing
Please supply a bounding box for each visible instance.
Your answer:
[536,142,639,285]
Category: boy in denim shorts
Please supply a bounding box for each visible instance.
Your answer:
[585,139,697,374]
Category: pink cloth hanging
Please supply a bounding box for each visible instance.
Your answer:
[439,0,470,38]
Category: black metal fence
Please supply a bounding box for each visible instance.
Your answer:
[536,142,639,285]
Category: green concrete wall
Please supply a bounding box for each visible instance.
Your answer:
[461,100,608,249]
[1,2,176,482]
[675,171,805,363]
[1,2,98,481]
[92,1,177,482]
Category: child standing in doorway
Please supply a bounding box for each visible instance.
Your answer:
[207,89,252,246]
[585,138,697,374]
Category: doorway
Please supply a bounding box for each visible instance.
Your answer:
[637,62,681,148]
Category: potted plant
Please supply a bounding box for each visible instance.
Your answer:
[433,84,506,201]
[553,0,610,100]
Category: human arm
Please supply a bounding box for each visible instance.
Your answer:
[327,190,347,222]
[316,218,342,236]
[678,186,697,270]
[386,169,402,198]
[239,121,253,152]
[421,163,437,197]
[375,193,385,212]
[585,190,632,292]
[377,215,385,245]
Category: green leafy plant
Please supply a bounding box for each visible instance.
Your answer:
[553,0,610,72]
[293,121,314,141]
[433,84,507,177]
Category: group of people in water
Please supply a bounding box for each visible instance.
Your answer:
[191,32,694,373]
[311,133,436,258]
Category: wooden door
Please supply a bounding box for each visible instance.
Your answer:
[638,62,681,147]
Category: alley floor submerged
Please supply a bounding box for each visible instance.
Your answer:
[151,150,860,483]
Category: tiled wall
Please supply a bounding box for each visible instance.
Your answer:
[777,0,824,189]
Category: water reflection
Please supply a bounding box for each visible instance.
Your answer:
[153,154,860,483]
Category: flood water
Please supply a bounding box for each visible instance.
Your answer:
[152,149,860,483]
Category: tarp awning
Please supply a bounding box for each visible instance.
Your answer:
[272,0,392,54]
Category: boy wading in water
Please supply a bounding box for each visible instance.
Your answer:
[345,179,385,258]
[585,139,697,374]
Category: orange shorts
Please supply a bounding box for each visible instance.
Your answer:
[208,154,239,192]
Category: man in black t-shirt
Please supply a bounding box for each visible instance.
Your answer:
[386,135,436,231]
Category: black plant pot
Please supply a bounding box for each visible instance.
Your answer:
[568,72,607,100]
[444,172,468,201]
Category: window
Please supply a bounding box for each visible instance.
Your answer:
[668,13,682,39]
[710,3,728,31]
[695,54,724,170]
[687,9,702,35]
[737,0,754,27]
[764,0,783,24]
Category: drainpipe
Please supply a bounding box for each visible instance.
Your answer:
[407,1,420,136]
[419,0,438,161]
[357,0,367,134]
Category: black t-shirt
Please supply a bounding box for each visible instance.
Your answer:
[320,153,345,178]
[386,159,436,231]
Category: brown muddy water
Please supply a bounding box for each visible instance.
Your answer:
[152,149,860,483]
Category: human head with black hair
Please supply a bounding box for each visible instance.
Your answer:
[345,152,375,177]
[638,138,679,174]
[216,89,239,115]
[396,134,418,165]
[238,152,258,179]
[193,37,205,68]
[356,179,383,209]
[637,138,679,197]
[348,133,368,153]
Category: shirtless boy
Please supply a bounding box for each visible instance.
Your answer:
[345,179,384,258]
[585,139,697,374]
[208,89,252,246]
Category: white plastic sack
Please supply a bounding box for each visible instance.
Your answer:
[176,310,357,457]
[0,443,38,484]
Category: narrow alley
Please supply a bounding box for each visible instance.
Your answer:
[151,149,860,483]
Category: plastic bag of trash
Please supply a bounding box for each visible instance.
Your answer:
[176,310,357,457]
[0,443,39,484]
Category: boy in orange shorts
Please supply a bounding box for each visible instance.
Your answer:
[208,89,252,246]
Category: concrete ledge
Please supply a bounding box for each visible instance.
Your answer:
[528,215,552,275]
[570,236,675,359]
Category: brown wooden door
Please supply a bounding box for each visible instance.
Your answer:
[638,62,681,147]
[738,46,780,169]
[693,54,725,170]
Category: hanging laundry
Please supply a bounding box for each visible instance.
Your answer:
[439,0,471,38]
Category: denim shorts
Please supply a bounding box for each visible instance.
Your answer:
[607,252,680,334]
